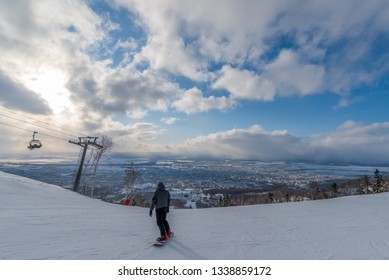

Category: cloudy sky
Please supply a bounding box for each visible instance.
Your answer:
[1,0,389,164]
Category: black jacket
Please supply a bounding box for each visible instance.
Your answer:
[150,182,170,211]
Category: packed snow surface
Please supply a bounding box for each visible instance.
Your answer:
[1,171,389,260]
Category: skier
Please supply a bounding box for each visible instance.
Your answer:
[149,181,172,242]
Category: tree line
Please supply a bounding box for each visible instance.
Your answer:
[219,168,388,206]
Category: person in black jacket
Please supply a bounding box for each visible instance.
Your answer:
[149,181,171,241]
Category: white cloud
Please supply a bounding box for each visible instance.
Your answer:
[1,0,389,163]
[306,121,389,164]
[264,50,325,96]
[140,34,208,81]
[112,0,281,77]
[212,65,276,101]
[212,50,325,101]
[0,71,51,114]
[161,117,178,125]
[112,0,211,81]
[319,121,389,146]
[89,119,166,153]
[151,121,389,164]
[172,87,236,114]
[113,0,389,100]
[170,125,304,160]
[2,0,388,123]
[0,0,108,119]
[0,0,182,145]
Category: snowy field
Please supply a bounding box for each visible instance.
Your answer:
[1,171,389,260]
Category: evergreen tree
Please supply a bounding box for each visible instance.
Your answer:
[373,169,384,193]
[330,182,338,198]
[359,175,371,194]
[308,182,320,200]
[219,196,224,207]
[268,192,275,203]
[321,189,329,199]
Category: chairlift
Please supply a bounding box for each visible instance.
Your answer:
[27,131,42,150]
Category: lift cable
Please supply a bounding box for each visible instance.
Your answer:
[0,121,69,142]
[0,106,87,137]
[0,112,79,139]
[1,109,137,164]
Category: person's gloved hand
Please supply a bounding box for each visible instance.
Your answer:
[149,210,152,217]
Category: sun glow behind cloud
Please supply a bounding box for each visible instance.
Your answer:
[24,67,72,114]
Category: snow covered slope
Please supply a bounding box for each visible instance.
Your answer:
[1,171,389,260]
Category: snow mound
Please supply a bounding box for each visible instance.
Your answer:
[1,171,389,260]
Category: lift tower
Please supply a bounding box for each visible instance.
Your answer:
[69,137,103,192]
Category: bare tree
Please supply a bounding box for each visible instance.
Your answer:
[91,135,114,175]
[358,175,372,194]
[81,135,114,196]
[125,167,139,201]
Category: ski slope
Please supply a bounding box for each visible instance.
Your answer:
[1,171,389,260]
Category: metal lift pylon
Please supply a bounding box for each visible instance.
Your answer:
[69,137,103,192]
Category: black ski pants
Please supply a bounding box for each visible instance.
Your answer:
[156,207,170,236]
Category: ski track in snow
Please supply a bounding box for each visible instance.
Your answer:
[1,171,389,260]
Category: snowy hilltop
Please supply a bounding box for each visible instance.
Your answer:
[1,171,388,260]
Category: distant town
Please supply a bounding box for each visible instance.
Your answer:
[2,159,388,209]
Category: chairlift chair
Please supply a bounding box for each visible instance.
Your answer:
[27,131,42,150]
